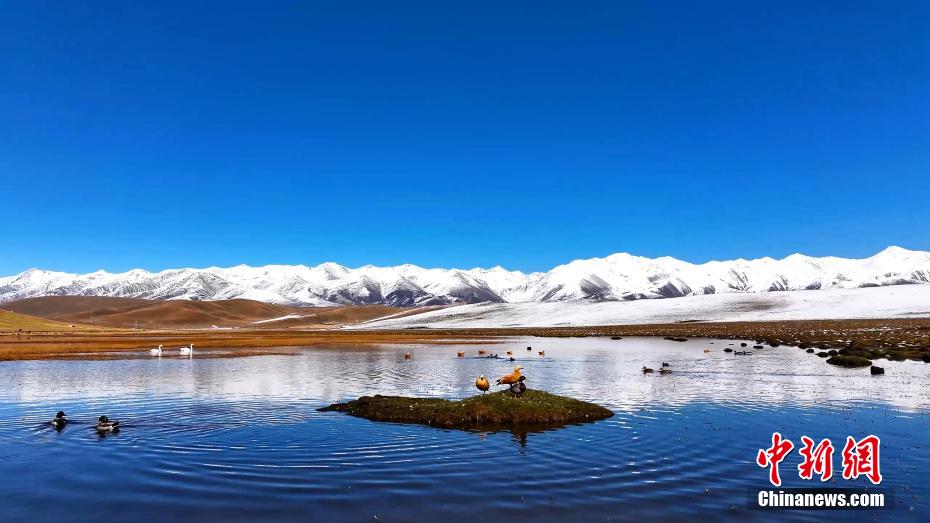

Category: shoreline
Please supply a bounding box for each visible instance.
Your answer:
[1,317,928,362]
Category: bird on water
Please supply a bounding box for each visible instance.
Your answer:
[51,411,68,430]
[96,415,120,432]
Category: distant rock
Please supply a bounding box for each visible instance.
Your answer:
[827,355,873,368]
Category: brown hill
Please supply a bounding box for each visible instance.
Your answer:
[1,296,420,329]
[3,296,153,318]
[0,309,96,331]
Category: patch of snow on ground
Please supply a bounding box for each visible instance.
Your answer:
[252,314,303,324]
[352,286,930,329]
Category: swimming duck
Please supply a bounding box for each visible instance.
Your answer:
[149,344,163,356]
[703,348,710,353]
[496,365,522,385]
[526,346,532,351]
[538,351,545,356]
[179,344,193,356]
[475,375,490,393]
[661,362,670,367]
[506,351,513,356]
[457,352,465,358]
[509,376,527,397]
[659,368,672,374]
[404,352,412,360]
[478,350,487,355]
[642,366,654,374]
[96,415,120,432]
[50,411,68,430]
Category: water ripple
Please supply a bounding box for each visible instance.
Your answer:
[0,337,927,521]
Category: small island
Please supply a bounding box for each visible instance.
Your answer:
[319,390,614,429]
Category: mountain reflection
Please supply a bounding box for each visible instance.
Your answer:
[2,337,928,412]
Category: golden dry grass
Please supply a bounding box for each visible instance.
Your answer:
[0,309,99,331]
[0,325,496,361]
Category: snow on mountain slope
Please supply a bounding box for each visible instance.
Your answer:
[353,285,930,329]
[1,246,928,307]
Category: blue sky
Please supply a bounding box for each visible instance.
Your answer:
[1,1,928,274]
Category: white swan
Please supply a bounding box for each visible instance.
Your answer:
[149,344,163,356]
[179,344,193,356]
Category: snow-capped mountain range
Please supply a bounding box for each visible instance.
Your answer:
[1,247,928,307]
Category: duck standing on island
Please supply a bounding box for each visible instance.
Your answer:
[475,375,490,393]
[51,411,68,430]
[509,376,527,397]
[496,365,522,386]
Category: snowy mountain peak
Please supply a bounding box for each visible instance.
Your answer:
[1,247,928,307]
[877,245,910,255]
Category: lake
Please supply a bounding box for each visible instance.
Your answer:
[0,337,927,521]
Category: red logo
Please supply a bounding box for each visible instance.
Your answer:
[841,435,882,485]
[797,436,834,482]
[756,432,794,487]
[758,433,881,486]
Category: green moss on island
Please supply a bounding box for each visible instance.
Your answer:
[319,390,613,429]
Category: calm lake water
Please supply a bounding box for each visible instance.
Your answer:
[0,337,928,522]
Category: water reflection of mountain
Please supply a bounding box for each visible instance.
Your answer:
[3,337,929,411]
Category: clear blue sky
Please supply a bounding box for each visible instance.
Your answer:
[2,1,928,274]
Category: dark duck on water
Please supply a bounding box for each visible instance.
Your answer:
[50,411,68,430]
[96,416,120,432]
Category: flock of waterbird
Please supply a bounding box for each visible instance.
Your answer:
[410,338,699,396]
[46,343,194,434]
[642,345,713,374]
[148,344,194,357]
[50,343,534,436]
[480,365,527,396]
[404,345,541,397]
[52,339,697,436]
[49,411,119,434]
[45,339,714,442]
